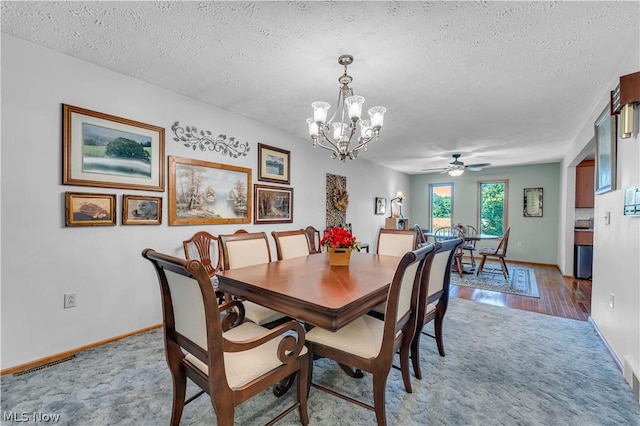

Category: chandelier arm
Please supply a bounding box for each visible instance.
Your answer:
[317,127,342,152]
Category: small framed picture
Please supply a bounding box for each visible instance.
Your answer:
[258,143,290,184]
[254,184,293,224]
[65,192,116,227]
[523,187,543,217]
[122,195,162,225]
[63,104,165,191]
[375,197,387,215]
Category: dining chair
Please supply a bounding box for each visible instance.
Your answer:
[433,227,465,278]
[141,249,309,426]
[182,231,224,304]
[305,243,437,426]
[462,224,478,267]
[477,227,511,280]
[414,224,428,246]
[272,229,314,260]
[369,228,421,316]
[410,237,462,379]
[376,228,419,257]
[303,226,322,254]
[219,232,288,327]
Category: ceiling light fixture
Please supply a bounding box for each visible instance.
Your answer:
[448,167,465,177]
[307,54,386,161]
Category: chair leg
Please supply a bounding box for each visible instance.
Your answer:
[477,255,487,275]
[169,367,187,426]
[499,257,509,280]
[297,353,310,425]
[372,373,389,426]
[399,341,412,393]
[434,306,446,357]
[470,250,475,267]
[455,256,464,278]
[410,329,423,380]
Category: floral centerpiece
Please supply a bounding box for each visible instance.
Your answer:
[321,226,360,266]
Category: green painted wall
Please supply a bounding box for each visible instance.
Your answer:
[409,162,561,265]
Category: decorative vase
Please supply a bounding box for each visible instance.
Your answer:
[328,247,352,266]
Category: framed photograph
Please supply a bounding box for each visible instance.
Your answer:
[122,195,162,225]
[168,156,252,225]
[594,106,617,195]
[254,184,293,224]
[258,143,290,184]
[65,192,116,227]
[523,187,543,217]
[63,104,165,191]
[375,197,387,215]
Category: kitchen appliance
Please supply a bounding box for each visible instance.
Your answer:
[574,244,593,280]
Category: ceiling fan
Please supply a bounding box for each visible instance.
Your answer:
[421,154,491,176]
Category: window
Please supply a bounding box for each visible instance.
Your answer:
[477,180,508,235]
[429,183,453,231]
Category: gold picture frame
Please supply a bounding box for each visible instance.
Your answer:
[122,195,162,225]
[65,192,116,227]
[63,104,165,191]
[168,156,252,225]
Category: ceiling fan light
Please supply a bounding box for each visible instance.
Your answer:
[448,168,464,177]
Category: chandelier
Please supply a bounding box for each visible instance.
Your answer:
[306,54,386,161]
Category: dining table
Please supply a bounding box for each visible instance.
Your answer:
[217,251,401,332]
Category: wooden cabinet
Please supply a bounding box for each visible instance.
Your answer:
[575,159,594,208]
[574,231,593,246]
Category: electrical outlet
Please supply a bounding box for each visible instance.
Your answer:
[64,293,76,309]
[609,293,615,309]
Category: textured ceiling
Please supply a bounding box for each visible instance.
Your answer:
[2,1,639,174]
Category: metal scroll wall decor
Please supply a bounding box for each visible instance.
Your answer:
[171,121,250,158]
[326,173,348,228]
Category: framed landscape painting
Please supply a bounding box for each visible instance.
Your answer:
[122,195,162,225]
[63,104,165,191]
[594,106,617,195]
[258,143,290,184]
[168,156,252,225]
[65,192,116,227]
[254,184,293,224]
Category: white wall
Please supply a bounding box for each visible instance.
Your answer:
[560,46,640,382]
[409,162,561,264]
[0,36,409,370]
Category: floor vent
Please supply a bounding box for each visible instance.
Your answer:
[13,355,76,376]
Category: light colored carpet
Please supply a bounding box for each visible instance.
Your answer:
[452,266,540,298]
[1,298,638,425]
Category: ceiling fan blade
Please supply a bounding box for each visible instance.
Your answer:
[466,163,491,171]
[421,167,446,172]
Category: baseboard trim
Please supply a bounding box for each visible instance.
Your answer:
[0,324,162,376]
[588,316,623,372]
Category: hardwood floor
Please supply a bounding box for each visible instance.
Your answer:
[450,260,592,321]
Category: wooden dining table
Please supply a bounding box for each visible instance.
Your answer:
[217,251,401,331]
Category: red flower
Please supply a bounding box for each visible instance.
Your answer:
[320,227,359,249]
